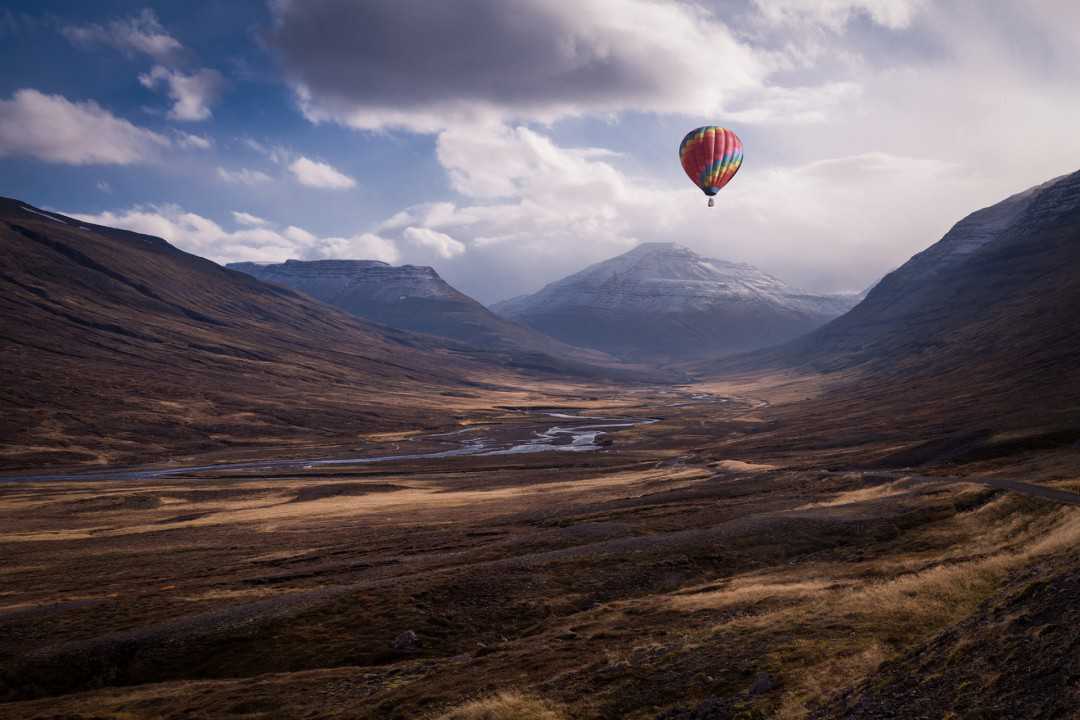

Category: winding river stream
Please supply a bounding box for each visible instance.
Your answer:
[0,411,660,483]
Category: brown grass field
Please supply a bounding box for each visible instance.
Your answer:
[2,374,1079,719]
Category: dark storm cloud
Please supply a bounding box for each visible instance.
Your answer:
[266,0,763,130]
[271,1,632,104]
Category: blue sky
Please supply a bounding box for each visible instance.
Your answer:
[3,1,1080,303]
[0,2,437,237]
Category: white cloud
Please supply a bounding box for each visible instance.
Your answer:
[377,202,480,233]
[217,167,272,185]
[288,156,356,189]
[724,82,862,125]
[752,0,926,31]
[403,227,466,259]
[242,138,292,165]
[174,130,212,149]
[356,123,988,303]
[232,211,268,227]
[139,65,225,122]
[320,233,401,263]
[241,137,269,154]
[62,9,183,64]
[96,180,112,193]
[68,206,400,266]
[69,206,308,263]
[0,89,168,165]
[283,225,317,244]
[362,125,670,299]
[710,152,971,290]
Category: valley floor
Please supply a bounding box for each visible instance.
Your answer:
[2,377,1079,719]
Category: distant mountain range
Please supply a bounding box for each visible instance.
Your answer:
[491,242,859,361]
[227,259,673,382]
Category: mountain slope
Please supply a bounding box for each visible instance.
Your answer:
[492,242,857,361]
[704,170,1080,465]
[225,259,651,379]
[227,260,484,341]
[0,199,500,470]
[759,171,1080,373]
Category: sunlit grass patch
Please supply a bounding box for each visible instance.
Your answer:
[659,495,1080,719]
[764,503,1080,718]
[432,691,566,720]
[792,480,911,510]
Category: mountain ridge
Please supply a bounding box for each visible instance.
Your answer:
[698,169,1080,467]
[0,197,506,470]
[720,169,1080,375]
[227,258,676,382]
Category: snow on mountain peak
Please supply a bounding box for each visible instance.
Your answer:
[498,242,853,317]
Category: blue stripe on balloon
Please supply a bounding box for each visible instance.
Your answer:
[697,152,742,187]
[698,158,727,185]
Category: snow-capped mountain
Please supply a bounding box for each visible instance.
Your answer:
[491,242,858,361]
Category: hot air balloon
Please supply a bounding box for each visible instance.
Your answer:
[679,126,743,206]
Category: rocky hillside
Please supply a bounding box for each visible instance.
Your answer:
[227,260,475,338]
[0,199,500,470]
[492,242,858,361]
[757,171,1080,373]
[704,169,1080,466]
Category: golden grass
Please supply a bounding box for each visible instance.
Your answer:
[662,496,1080,720]
[764,556,1013,719]
[791,480,911,510]
[360,430,426,442]
[0,466,710,543]
[767,503,1080,719]
[180,587,308,602]
[690,369,845,405]
[670,579,839,612]
[713,460,778,473]
[1052,478,1080,493]
[432,691,566,720]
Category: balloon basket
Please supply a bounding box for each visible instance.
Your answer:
[707,197,714,207]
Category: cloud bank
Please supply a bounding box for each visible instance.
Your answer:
[69,205,400,265]
[0,89,168,165]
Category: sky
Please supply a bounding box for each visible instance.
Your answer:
[2,1,1080,304]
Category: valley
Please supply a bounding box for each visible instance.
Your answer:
[1,405,664,484]
[4,168,1080,719]
[2,375,1079,719]
[4,4,1079,718]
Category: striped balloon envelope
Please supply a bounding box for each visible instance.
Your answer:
[678,126,743,206]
